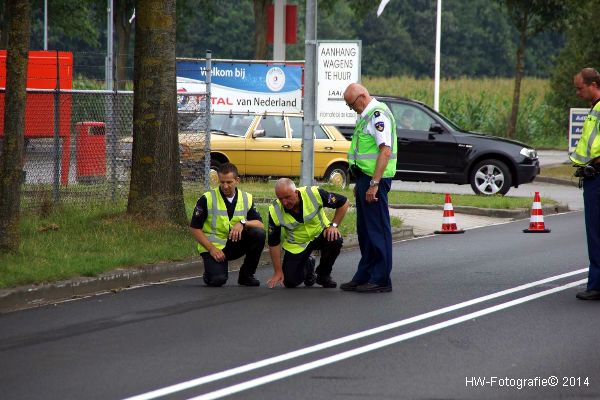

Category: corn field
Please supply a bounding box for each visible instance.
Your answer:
[73,76,567,149]
[363,76,565,149]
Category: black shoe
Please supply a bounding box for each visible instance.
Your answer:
[356,282,392,293]
[304,256,317,286]
[316,275,337,288]
[304,273,317,287]
[576,290,600,300]
[238,275,260,287]
[340,281,360,291]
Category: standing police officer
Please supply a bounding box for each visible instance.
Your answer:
[571,68,600,300]
[266,178,349,289]
[190,163,265,287]
[341,83,397,293]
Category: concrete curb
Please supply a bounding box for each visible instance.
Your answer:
[534,176,579,187]
[390,203,570,219]
[0,226,414,314]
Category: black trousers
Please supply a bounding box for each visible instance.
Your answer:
[201,227,265,287]
[282,231,343,288]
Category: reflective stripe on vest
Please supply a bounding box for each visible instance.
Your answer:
[197,189,251,253]
[570,105,600,166]
[268,186,330,254]
[348,104,397,177]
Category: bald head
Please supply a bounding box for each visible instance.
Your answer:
[275,178,296,193]
[344,83,367,99]
[275,178,299,211]
[344,83,371,113]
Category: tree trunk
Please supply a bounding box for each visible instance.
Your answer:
[114,0,134,90]
[253,0,269,60]
[127,0,186,225]
[507,16,528,140]
[0,0,31,253]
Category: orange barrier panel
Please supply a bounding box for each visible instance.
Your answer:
[0,50,73,185]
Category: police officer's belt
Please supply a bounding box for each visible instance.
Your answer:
[575,164,600,177]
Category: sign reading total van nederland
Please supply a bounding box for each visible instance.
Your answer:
[569,108,589,153]
[316,41,361,126]
[176,60,302,113]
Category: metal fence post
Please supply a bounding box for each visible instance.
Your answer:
[204,50,212,192]
[52,52,61,203]
[107,90,117,202]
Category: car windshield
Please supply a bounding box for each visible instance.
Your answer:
[428,108,465,132]
[184,113,253,136]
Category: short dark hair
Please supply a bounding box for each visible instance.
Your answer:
[217,162,239,177]
[580,68,600,86]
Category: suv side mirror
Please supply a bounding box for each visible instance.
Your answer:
[429,123,444,133]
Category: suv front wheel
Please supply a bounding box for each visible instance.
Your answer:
[469,159,512,195]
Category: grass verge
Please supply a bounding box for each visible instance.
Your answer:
[539,164,577,180]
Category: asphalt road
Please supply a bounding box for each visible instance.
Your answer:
[1,211,598,400]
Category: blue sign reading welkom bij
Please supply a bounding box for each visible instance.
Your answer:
[176,60,303,113]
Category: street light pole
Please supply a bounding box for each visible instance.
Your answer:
[434,0,442,111]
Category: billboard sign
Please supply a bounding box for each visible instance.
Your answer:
[316,41,361,125]
[176,60,302,113]
[569,108,589,152]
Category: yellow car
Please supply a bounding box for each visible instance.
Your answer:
[180,112,351,187]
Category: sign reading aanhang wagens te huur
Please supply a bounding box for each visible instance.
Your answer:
[176,60,303,113]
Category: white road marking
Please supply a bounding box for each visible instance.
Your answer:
[187,278,586,400]
[123,269,586,400]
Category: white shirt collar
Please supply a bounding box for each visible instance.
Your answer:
[361,98,381,119]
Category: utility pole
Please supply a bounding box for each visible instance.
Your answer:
[300,0,316,186]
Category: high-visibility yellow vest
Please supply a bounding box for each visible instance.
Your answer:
[197,188,251,253]
[570,101,600,166]
[348,103,397,177]
[268,186,330,254]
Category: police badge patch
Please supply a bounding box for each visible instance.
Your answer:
[328,194,337,204]
[374,111,381,117]
[375,121,385,132]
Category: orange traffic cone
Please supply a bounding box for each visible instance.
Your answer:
[523,192,551,233]
[434,193,465,234]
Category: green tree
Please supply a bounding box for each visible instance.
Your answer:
[0,0,31,253]
[501,0,567,138]
[547,0,599,112]
[253,0,269,59]
[114,0,135,89]
[0,0,100,50]
[177,0,254,59]
[127,0,186,224]
[442,1,514,77]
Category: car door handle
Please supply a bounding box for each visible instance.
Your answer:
[281,145,291,149]
[398,138,411,145]
[324,146,333,150]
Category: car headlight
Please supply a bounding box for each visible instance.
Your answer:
[520,147,537,159]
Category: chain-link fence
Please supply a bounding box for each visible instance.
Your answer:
[1,88,211,210]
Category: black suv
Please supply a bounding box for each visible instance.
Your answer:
[338,96,539,195]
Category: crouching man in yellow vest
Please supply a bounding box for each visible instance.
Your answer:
[266,178,349,289]
[190,163,265,287]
